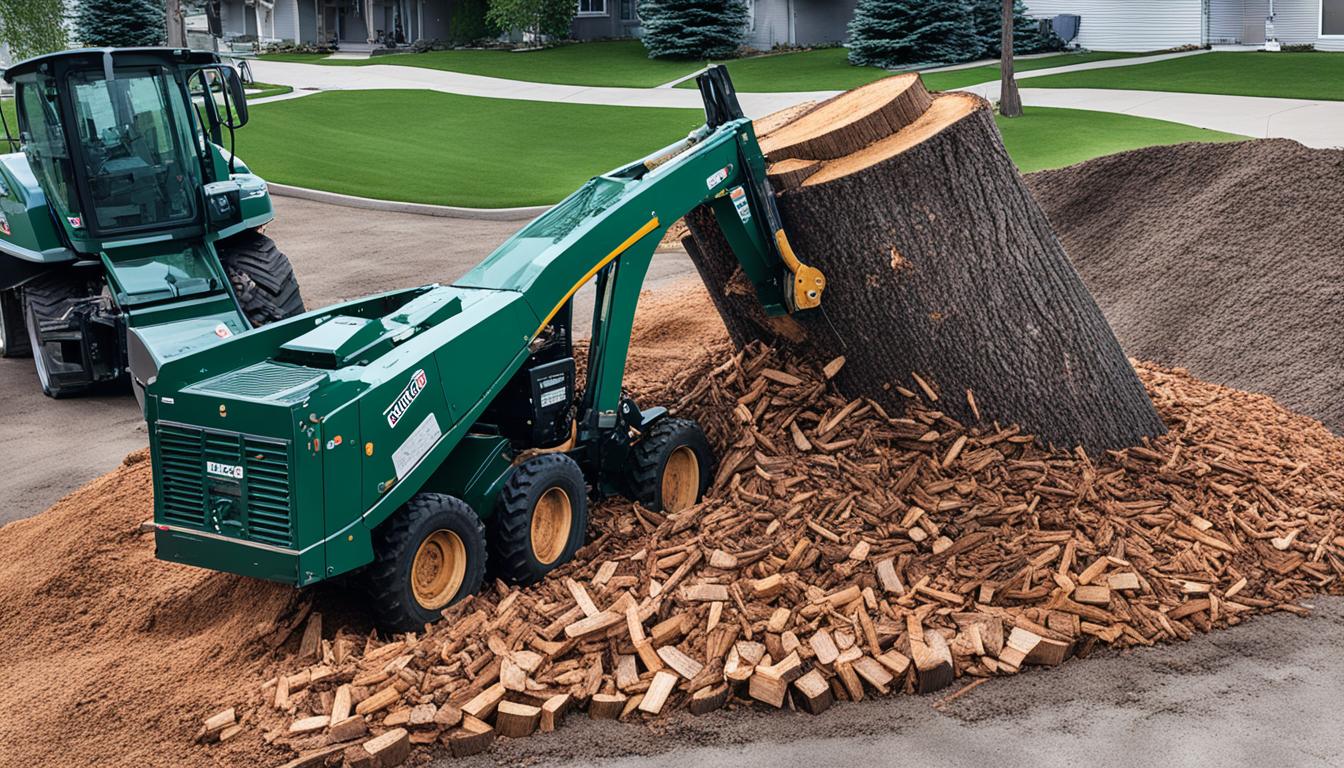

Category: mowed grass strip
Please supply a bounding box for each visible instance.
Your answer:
[262,40,702,88]
[1025,51,1344,101]
[996,106,1244,173]
[241,90,701,207]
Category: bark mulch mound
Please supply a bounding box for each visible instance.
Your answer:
[1027,139,1344,433]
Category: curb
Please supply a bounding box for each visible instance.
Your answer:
[267,182,551,221]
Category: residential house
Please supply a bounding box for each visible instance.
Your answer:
[743,0,858,49]
[1025,0,1344,51]
[214,0,857,51]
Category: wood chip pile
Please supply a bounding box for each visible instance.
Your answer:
[225,343,1344,768]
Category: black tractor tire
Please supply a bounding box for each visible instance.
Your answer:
[366,493,487,634]
[0,289,29,358]
[216,230,305,327]
[24,274,91,398]
[627,417,715,513]
[489,454,589,587]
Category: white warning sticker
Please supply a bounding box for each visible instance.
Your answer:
[730,186,752,223]
[706,166,730,190]
[391,412,442,479]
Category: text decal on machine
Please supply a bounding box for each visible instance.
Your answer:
[206,461,244,479]
[384,369,428,428]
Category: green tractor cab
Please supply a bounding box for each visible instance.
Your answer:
[0,47,304,399]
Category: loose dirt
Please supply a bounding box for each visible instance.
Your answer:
[1027,139,1344,434]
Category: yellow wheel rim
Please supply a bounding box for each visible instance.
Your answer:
[411,529,467,610]
[661,446,700,513]
[531,487,573,565]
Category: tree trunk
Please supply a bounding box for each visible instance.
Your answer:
[684,79,1163,453]
[1000,0,1023,117]
[166,0,186,48]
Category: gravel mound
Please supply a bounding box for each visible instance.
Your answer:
[1027,139,1344,432]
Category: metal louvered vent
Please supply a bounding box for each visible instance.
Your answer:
[188,361,325,403]
[154,422,294,547]
[243,437,294,546]
[157,424,206,526]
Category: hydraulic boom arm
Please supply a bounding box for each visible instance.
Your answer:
[457,66,825,441]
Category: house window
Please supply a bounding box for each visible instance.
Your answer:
[1325,0,1344,35]
[577,0,607,16]
[620,0,636,22]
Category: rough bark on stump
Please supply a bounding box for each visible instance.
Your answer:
[685,87,1164,453]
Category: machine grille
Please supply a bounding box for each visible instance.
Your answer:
[155,422,295,547]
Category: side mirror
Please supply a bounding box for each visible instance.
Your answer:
[222,65,249,128]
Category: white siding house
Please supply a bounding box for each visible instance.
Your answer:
[1025,0,1344,51]
[1022,0,1204,51]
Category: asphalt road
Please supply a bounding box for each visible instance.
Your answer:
[0,196,696,525]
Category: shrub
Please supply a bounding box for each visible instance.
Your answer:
[848,0,980,68]
[640,0,748,60]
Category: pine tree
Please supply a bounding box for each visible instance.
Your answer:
[971,0,1060,58]
[640,0,747,60]
[76,0,167,48]
[847,0,980,69]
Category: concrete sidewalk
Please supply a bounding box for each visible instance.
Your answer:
[959,79,1344,147]
[249,59,837,117]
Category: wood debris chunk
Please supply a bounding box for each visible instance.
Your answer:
[495,701,541,738]
[638,671,680,715]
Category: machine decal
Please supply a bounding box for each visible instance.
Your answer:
[206,461,244,479]
[0,213,9,236]
[730,186,752,223]
[67,215,83,228]
[391,413,441,479]
[214,323,233,339]
[384,368,428,428]
[706,166,730,190]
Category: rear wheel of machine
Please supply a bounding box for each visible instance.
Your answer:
[627,418,715,513]
[0,289,29,358]
[24,275,89,398]
[216,230,305,327]
[367,493,486,634]
[489,454,588,586]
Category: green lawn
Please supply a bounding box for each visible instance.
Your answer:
[682,48,1151,92]
[247,82,293,100]
[1026,51,1344,101]
[996,106,1243,173]
[241,90,702,207]
[237,90,1243,207]
[262,40,702,88]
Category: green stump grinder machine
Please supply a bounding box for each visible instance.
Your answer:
[0,48,304,399]
[145,67,827,632]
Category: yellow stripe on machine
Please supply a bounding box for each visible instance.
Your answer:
[532,217,661,338]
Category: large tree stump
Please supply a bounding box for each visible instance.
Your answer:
[685,78,1164,453]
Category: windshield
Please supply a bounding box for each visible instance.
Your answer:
[16,79,78,218]
[67,67,201,233]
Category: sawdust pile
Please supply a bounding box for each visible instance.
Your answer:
[220,329,1344,766]
[0,452,313,768]
[1027,139,1344,433]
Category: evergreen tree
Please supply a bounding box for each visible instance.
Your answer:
[640,0,747,60]
[847,0,980,69]
[971,0,1061,58]
[76,0,166,48]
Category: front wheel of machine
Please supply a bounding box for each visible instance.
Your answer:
[366,493,487,634]
[627,417,715,514]
[489,454,588,587]
[216,230,306,327]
